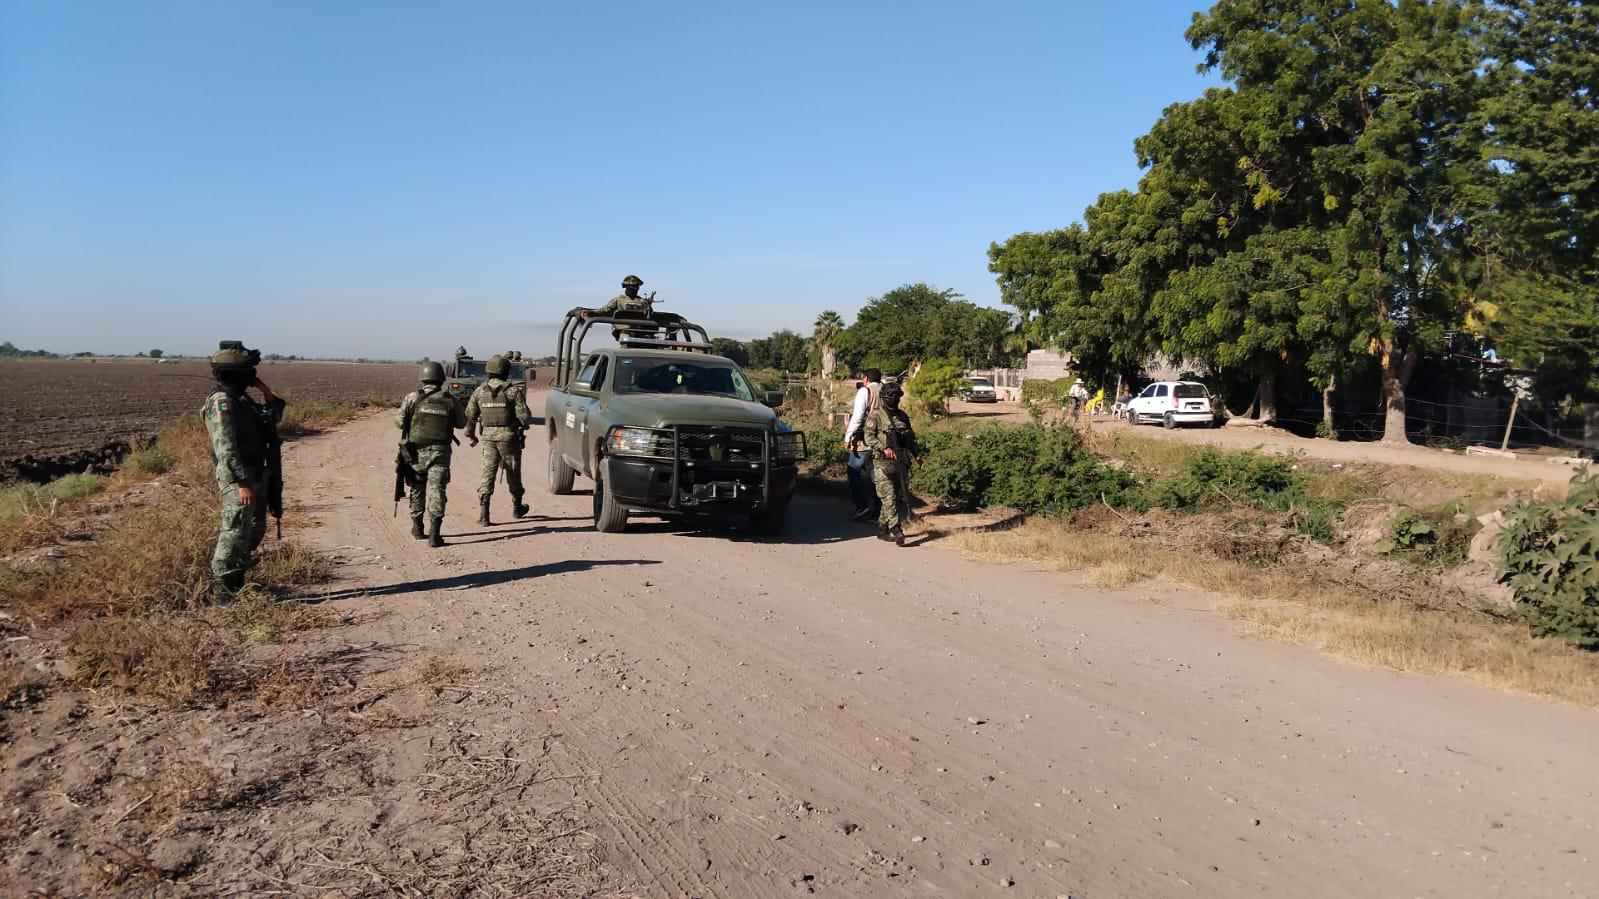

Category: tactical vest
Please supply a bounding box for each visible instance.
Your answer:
[212,387,268,466]
[478,383,517,428]
[408,388,456,446]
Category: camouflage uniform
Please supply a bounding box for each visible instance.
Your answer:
[203,380,283,588]
[466,376,532,509]
[864,401,915,539]
[596,275,653,318]
[396,386,465,521]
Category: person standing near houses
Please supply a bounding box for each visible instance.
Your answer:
[397,361,466,547]
[465,354,532,525]
[843,368,882,521]
[203,340,285,593]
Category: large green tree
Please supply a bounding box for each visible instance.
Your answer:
[836,284,1011,374]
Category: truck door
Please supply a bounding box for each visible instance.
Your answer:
[565,354,607,474]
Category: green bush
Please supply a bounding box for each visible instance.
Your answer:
[1498,472,1599,649]
[914,423,1136,516]
[1020,377,1074,409]
[1146,447,1305,512]
[0,473,104,522]
[1378,506,1478,566]
[908,358,965,417]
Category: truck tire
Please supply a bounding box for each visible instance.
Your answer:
[547,430,575,495]
[592,457,629,533]
[749,500,789,537]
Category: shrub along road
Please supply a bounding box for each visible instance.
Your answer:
[289,401,1597,898]
[945,400,1581,489]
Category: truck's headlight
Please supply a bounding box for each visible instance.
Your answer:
[772,431,807,461]
[609,426,671,457]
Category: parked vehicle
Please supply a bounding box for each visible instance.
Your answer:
[545,308,805,535]
[958,376,998,403]
[1125,381,1217,428]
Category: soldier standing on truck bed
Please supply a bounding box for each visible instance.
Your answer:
[397,361,466,547]
[596,274,654,318]
[203,340,286,593]
[864,380,918,547]
[465,355,532,525]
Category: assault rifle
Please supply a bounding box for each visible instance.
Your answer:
[884,411,922,524]
[260,397,286,539]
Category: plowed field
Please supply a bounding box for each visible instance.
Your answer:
[0,357,418,461]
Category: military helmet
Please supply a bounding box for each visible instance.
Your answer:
[486,354,509,377]
[419,361,445,384]
[210,340,260,373]
[880,381,904,403]
[621,274,643,288]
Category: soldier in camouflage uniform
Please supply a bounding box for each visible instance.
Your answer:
[465,355,532,525]
[596,274,653,317]
[397,361,466,547]
[864,381,918,547]
[202,340,285,591]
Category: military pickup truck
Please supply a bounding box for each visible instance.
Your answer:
[445,350,530,403]
[545,309,806,535]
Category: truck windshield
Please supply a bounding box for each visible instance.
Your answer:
[614,356,756,402]
[969,378,992,387]
[455,361,486,377]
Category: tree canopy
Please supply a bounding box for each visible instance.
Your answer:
[991,0,1599,441]
[835,283,1012,375]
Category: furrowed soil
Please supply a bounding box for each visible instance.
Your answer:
[222,399,1591,898]
[0,358,419,461]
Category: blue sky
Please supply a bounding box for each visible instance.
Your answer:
[0,0,1217,359]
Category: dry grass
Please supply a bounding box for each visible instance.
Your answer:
[950,518,1599,708]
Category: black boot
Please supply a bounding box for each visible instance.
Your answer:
[410,516,425,539]
[478,497,491,527]
[428,518,445,547]
[890,525,906,547]
[217,571,245,595]
[876,525,893,542]
[511,496,529,519]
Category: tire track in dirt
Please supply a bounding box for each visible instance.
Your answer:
[287,404,1599,899]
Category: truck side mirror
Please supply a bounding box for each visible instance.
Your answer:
[762,390,784,408]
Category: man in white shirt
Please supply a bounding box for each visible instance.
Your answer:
[843,368,881,521]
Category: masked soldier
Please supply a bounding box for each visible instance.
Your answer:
[397,361,466,547]
[465,354,532,525]
[596,274,654,317]
[864,381,918,546]
[203,340,286,592]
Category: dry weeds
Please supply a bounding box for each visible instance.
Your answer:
[950,519,1599,708]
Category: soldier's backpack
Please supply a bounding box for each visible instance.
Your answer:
[477,383,518,428]
[408,387,456,447]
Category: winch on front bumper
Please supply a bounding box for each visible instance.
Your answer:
[603,424,805,513]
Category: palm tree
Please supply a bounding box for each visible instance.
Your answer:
[813,310,845,378]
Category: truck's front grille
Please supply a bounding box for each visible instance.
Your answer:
[675,427,766,463]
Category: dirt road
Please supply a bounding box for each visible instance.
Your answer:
[290,403,1597,898]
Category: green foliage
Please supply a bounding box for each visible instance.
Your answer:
[1498,472,1599,649]
[746,330,809,372]
[1379,506,1478,566]
[836,283,1012,373]
[907,359,965,416]
[991,0,1599,429]
[0,473,104,522]
[710,338,749,367]
[1378,508,1437,555]
[914,423,1136,517]
[1146,447,1305,513]
[1020,377,1074,410]
[0,340,55,358]
[148,348,164,359]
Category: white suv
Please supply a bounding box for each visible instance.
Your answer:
[1127,381,1216,428]
[959,376,998,403]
